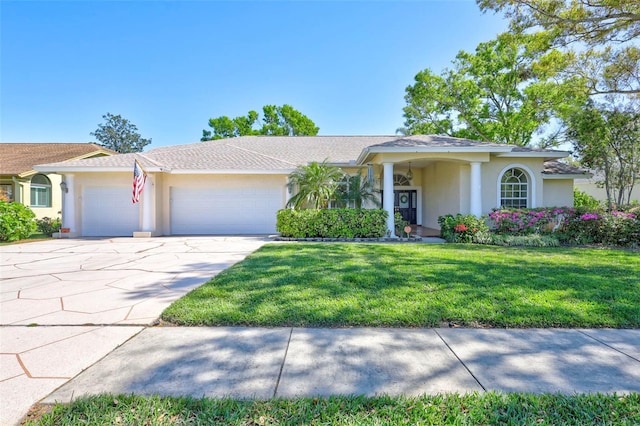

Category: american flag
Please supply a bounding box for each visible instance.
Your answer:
[132,160,146,203]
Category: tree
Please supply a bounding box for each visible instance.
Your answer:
[403,33,582,147]
[286,161,344,209]
[91,113,151,153]
[478,0,640,95]
[335,172,381,209]
[565,99,640,206]
[202,104,319,141]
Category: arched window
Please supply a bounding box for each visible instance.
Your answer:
[393,174,411,186]
[500,168,528,208]
[30,174,52,207]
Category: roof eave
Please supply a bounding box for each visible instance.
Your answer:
[542,173,592,179]
[497,151,569,159]
[369,146,513,154]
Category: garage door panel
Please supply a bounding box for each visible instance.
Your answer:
[82,187,139,237]
[170,187,282,235]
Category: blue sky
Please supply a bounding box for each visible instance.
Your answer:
[1,0,507,148]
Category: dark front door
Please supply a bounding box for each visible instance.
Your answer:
[394,190,417,224]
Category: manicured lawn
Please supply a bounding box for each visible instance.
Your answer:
[162,244,640,328]
[27,393,640,425]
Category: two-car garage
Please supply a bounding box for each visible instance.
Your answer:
[77,174,286,237]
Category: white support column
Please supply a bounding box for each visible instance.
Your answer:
[141,174,154,232]
[61,174,76,233]
[470,162,482,217]
[383,162,396,238]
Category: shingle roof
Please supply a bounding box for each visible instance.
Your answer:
[34,135,573,173]
[0,143,115,176]
[543,160,589,175]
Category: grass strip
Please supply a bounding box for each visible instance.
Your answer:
[162,244,640,328]
[27,393,640,425]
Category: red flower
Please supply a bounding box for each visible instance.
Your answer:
[454,224,468,232]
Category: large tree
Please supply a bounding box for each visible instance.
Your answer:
[202,104,319,141]
[478,0,640,95]
[402,32,582,147]
[91,113,151,153]
[565,99,640,206]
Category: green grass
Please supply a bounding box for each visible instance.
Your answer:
[27,393,640,425]
[162,244,640,328]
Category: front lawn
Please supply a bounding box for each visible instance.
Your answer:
[27,393,640,425]
[162,244,640,328]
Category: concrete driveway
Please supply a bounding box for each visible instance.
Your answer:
[0,236,270,426]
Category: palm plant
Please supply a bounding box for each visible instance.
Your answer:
[336,172,381,209]
[286,160,344,209]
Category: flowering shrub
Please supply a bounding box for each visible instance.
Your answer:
[439,207,639,247]
[438,214,489,243]
[488,208,574,235]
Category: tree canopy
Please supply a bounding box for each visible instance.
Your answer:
[565,99,640,206]
[478,0,640,95]
[402,33,582,147]
[202,104,319,141]
[90,113,151,153]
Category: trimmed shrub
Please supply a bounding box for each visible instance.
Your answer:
[438,214,489,243]
[0,201,37,242]
[489,234,560,247]
[276,208,388,238]
[36,216,62,237]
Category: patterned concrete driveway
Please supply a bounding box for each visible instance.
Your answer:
[0,236,270,425]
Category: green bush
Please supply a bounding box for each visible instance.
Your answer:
[0,201,37,242]
[394,212,410,237]
[36,216,62,237]
[438,214,489,243]
[574,188,601,209]
[276,208,388,238]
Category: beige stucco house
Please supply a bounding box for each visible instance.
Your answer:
[34,135,587,237]
[0,143,115,219]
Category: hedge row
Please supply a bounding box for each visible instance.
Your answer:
[277,209,388,238]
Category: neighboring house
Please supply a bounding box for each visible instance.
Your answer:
[0,143,115,219]
[574,170,640,204]
[34,135,588,238]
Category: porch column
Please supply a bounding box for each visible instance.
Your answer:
[141,174,154,232]
[61,174,76,232]
[383,162,396,238]
[470,162,482,217]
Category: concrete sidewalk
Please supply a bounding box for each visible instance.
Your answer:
[43,327,640,404]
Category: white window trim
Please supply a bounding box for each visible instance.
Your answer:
[496,164,536,208]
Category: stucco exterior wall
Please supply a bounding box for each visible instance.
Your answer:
[543,179,574,207]
[422,162,462,229]
[1,173,64,220]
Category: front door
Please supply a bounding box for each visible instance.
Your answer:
[394,190,417,224]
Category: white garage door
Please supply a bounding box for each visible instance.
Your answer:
[82,187,139,237]
[170,187,283,235]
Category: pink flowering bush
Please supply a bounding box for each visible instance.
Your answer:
[489,207,639,247]
[488,208,574,235]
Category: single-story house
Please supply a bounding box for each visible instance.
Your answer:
[34,135,588,237]
[0,143,115,219]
